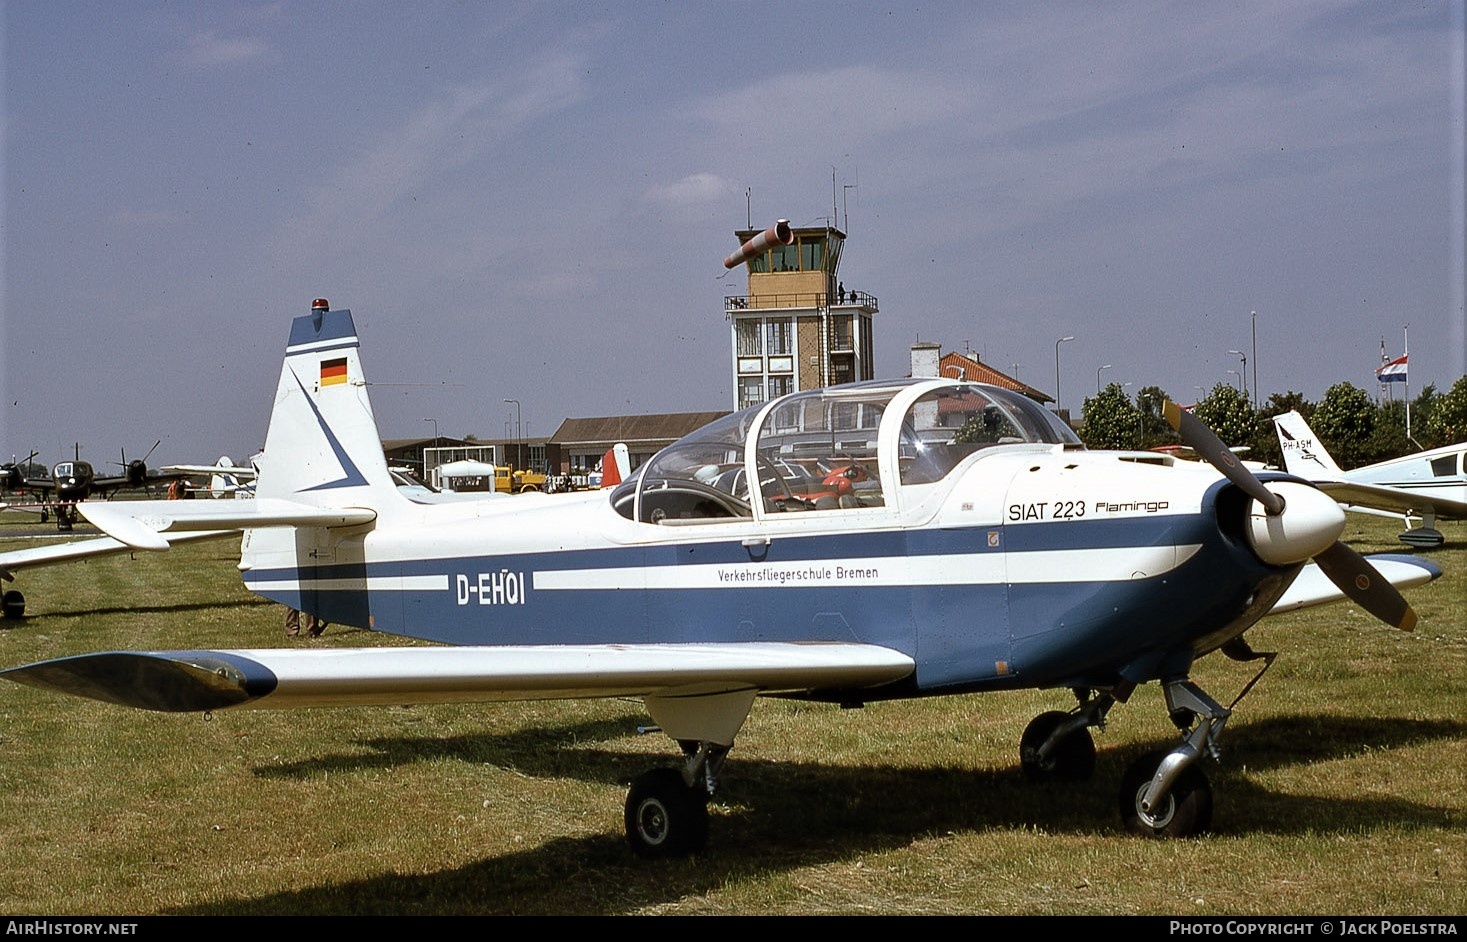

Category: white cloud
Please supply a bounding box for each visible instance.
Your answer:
[179,30,271,68]
[269,50,588,262]
[645,172,737,208]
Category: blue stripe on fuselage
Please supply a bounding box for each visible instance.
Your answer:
[242,496,1275,691]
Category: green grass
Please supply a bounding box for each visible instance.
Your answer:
[0,512,1461,915]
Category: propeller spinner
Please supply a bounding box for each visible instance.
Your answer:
[1163,402,1417,632]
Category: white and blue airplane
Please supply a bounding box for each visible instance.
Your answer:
[2,301,1442,856]
[1273,410,1466,547]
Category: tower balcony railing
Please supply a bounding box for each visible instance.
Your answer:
[724,291,878,314]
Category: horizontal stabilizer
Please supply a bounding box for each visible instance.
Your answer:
[1268,554,1441,615]
[78,499,376,550]
[1,642,917,713]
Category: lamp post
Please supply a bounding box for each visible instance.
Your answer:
[422,418,438,485]
[1054,336,1075,414]
[1250,310,1258,410]
[1227,369,1242,392]
[1096,364,1111,394]
[503,398,522,471]
[1228,349,1247,400]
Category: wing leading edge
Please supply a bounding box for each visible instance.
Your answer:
[1,641,916,713]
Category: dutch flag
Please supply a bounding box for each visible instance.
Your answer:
[1376,354,1408,384]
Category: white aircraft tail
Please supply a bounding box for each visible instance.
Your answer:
[254,301,400,508]
[1272,410,1344,480]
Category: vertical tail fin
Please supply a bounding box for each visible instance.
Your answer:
[599,443,630,488]
[255,302,397,506]
[1272,410,1344,479]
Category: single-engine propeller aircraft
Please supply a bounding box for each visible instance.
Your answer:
[162,457,258,499]
[1,442,187,530]
[1,299,1441,857]
[1273,410,1466,547]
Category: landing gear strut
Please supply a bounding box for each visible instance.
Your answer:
[1118,678,1227,838]
[1019,689,1113,782]
[624,741,727,858]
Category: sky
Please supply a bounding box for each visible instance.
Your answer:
[3,1,1465,470]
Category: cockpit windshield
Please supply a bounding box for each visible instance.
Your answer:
[899,383,1079,485]
[611,380,1079,523]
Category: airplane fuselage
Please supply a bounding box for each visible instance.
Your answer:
[1344,444,1467,513]
[50,460,96,503]
[241,447,1288,698]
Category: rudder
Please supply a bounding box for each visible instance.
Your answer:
[255,301,398,507]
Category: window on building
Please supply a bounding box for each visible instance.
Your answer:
[770,242,798,272]
[830,314,853,351]
[801,238,824,272]
[738,375,765,410]
[766,317,791,356]
[768,374,793,399]
[736,319,761,356]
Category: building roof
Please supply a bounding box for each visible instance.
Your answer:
[549,412,730,447]
[381,436,477,452]
[936,352,1054,404]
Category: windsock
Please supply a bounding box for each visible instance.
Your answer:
[723,219,793,269]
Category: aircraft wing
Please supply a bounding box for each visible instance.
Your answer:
[162,464,256,477]
[1312,480,1467,521]
[77,498,376,551]
[0,642,916,713]
[0,529,237,581]
[1267,554,1441,615]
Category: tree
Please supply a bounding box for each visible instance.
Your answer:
[1424,375,1467,446]
[1135,385,1176,449]
[1410,385,1439,448]
[1363,400,1411,465]
[1079,383,1142,450]
[1310,382,1376,469]
[1193,383,1255,448]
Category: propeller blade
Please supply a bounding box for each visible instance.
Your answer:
[1163,401,1284,515]
[1312,541,1417,632]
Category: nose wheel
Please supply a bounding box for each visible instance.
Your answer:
[1120,749,1213,837]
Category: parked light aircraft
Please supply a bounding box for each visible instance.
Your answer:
[1,442,186,530]
[1,302,1441,856]
[1273,410,1466,547]
[162,457,257,499]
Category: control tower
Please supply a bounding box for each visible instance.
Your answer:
[723,222,878,410]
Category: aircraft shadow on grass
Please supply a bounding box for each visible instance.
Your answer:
[168,713,1462,915]
[172,712,1463,915]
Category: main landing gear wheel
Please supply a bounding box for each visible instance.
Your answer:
[1,589,24,620]
[1119,749,1213,838]
[625,767,709,858]
[1020,710,1097,782]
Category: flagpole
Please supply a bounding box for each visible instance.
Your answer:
[1380,338,1388,403]
[1404,324,1413,445]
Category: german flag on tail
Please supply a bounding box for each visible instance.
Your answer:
[320,357,348,387]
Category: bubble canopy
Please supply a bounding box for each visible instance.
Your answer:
[612,379,1080,524]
